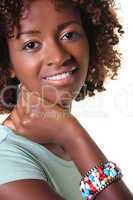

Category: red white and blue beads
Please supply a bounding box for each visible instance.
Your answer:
[79,161,122,200]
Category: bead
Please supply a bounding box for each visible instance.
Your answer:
[80,161,122,200]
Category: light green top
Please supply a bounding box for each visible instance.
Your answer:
[0,124,82,200]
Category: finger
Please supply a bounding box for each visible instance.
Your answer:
[18,85,31,114]
[10,107,22,132]
[10,107,30,136]
[20,83,29,93]
[16,91,32,123]
[18,84,25,102]
[22,88,42,114]
[20,84,50,106]
[16,100,26,120]
[19,84,53,113]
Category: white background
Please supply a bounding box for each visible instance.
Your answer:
[0,0,133,192]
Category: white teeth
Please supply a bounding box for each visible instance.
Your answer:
[46,72,71,80]
[45,66,77,81]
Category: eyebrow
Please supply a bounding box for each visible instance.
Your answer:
[57,20,81,32]
[16,20,81,39]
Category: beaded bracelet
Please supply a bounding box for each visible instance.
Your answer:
[79,161,123,200]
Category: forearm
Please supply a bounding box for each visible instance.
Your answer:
[64,120,133,199]
[65,121,107,175]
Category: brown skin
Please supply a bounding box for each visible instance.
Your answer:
[1,0,133,200]
[8,0,89,108]
[6,0,89,161]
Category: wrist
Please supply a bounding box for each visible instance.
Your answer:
[54,115,81,149]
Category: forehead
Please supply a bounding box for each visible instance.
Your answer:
[19,0,81,31]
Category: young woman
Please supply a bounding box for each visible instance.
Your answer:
[0,0,132,199]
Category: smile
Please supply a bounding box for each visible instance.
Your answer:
[42,66,79,86]
[45,66,77,80]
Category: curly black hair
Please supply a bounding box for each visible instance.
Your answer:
[0,0,124,114]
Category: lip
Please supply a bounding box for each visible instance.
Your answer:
[42,66,77,79]
[41,67,78,86]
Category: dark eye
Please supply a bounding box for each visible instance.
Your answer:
[23,41,41,51]
[61,31,81,41]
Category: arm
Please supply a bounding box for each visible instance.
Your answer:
[0,180,65,200]
[10,86,133,199]
[3,120,132,200]
[62,119,133,200]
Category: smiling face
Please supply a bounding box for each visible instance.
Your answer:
[7,0,89,108]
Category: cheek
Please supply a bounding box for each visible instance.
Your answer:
[11,58,35,81]
[80,41,89,80]
[72,42,90,81]
[9,49,39,80]
[72,40,90,87]
[70,38,89,68]
[8,40,37,75]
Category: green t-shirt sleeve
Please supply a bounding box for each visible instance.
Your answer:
[0,139,48,185]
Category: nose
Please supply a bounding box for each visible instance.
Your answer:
[44,40,71,67]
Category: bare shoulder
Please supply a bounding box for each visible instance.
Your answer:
[0,179,65,200]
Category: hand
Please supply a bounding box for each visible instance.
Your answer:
[10,84,77,146]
